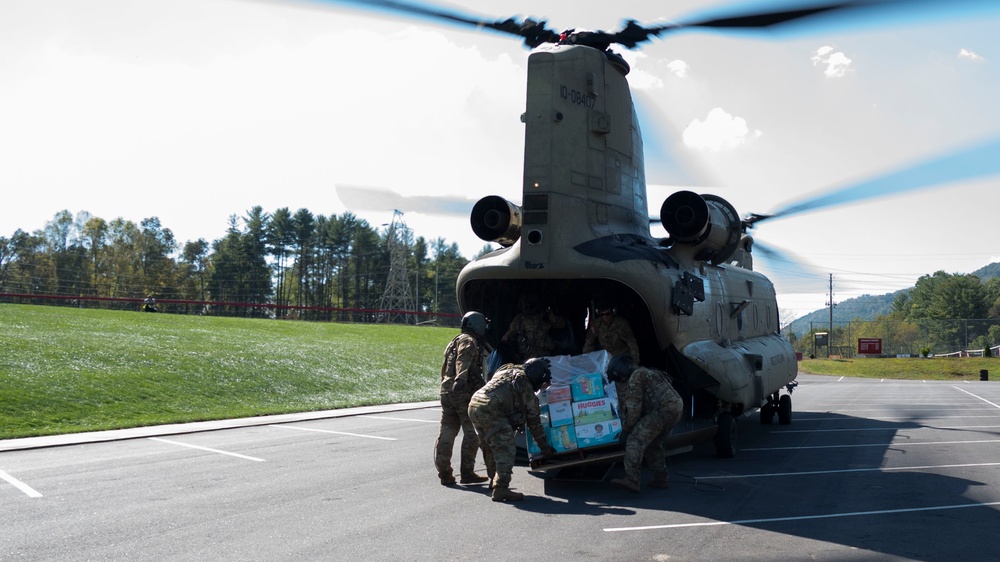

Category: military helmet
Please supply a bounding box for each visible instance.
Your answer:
[606,354,635,383]
[461,311,489,337]
[518,293,542,315]
[523,357,552,391]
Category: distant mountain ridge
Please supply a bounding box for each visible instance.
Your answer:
[785,262,1000,337]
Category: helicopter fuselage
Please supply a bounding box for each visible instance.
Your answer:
[457,43,797,437]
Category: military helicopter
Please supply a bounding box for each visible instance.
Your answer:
[324,0,998,460]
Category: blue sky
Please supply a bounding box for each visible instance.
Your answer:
[2,0,999,319]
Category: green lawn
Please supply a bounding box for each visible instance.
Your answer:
[799,357,997,380]
[1,304,452,439]
[4,303,997,441]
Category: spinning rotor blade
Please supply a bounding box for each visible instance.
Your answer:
[312,0,1000,51]
[314,0,558,47]
[758,134,1000,224]
[336,184,476,216]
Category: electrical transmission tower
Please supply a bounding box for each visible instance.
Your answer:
[378,210,415,324]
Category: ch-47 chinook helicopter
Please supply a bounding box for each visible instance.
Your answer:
[326,0,999,461]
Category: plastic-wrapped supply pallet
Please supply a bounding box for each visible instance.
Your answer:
[527,350,624,460]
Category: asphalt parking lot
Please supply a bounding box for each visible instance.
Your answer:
[3,374,999,561]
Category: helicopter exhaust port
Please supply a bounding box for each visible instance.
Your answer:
[471,195,523,247]
[660,191,743,265]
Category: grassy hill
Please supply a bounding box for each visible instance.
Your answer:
[786,261,1000,337]
[1,304,453,439]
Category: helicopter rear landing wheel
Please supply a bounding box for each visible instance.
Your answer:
[777,394,792,425]
[714,413,737,458]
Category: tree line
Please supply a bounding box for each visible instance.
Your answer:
[790,270,1000,357]
[0,207,483,323]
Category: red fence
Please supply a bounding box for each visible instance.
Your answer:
[0,293,459,323]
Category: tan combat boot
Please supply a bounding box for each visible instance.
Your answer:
[460,472,489,484]
[649,474,670,489]
[610,477,641,493]
[491,485,524,502]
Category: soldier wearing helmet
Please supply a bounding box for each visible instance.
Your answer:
[467,357,557,502]
[501,293,566,363]
[605,355,683,494]
[434,311,491,486]
[583,300,640,363]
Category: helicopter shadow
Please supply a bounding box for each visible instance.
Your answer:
[535,411,1000,559]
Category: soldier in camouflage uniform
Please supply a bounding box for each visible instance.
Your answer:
[583,301,640,363]
[606,355,683,493]
[467,358,557,502]
[501,294,566,363]
[434,311,491,486]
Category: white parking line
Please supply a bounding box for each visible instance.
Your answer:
[692,462,1000,480]
[603,501,1000,532]
[362,416,438,423]
[952,386,1000,409]
[149,438,265,462]
[269,425,397,440]
[0,468,43,498]
[795,415,1000,422]
[772,425,1000,434]
[743,439,1000,451]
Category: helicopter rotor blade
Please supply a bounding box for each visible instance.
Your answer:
[336,184,476,216]
[311,0,559,47]
[749,134,1000,225]
[614,0,1000,48]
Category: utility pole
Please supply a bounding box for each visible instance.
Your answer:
[827,273,835,358]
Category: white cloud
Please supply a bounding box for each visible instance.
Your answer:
[682,108,762,151]
[959,48,985,62]
[666,60,689,78]
[812,45,853,78]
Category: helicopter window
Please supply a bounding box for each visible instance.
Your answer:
[523,194,549,225]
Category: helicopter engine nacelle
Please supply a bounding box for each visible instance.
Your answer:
[660,191,742,265]
[471,195,522,247]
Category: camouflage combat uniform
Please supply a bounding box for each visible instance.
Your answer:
[502,311,566,362]
[583,315,640,363]
[617,367,684,485]
[434,332,487,483]
[467,364,551,491]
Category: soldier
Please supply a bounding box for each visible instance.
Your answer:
[434,311,491,486]
[468,358,557,502]
[583,300,640,363]
[501,294,566,363]
[605,355,683,493]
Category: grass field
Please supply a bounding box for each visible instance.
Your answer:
[1,304,453,439]
[3,304,998,440]
[799,357,997,380]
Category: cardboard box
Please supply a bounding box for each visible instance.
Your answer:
[575,419,622,448]
[549,400,574,427]
[526,429,541,455]
[547,385,571,404]
[548,424,578,452]
[571,372,605,401]
[527,424,579,454]
[572,397,614,425]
